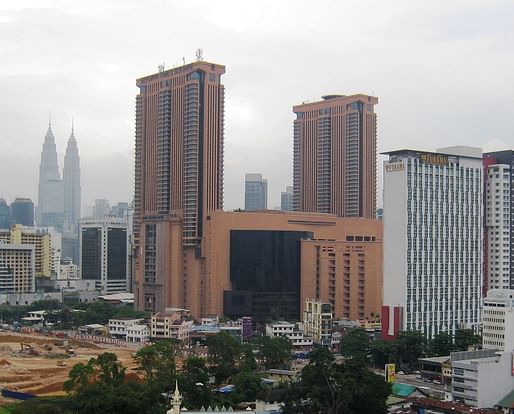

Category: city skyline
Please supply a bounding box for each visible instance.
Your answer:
[1,1,513,211]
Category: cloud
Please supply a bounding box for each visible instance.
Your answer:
[0,0,513,211]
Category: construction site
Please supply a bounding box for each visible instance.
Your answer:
[0,332,139,404]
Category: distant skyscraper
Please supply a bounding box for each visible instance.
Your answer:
[11,197,34,227]
[134,60,226,313]
[110,202,129,219]
[382,147,483,339]
[94,199,110,219]
[292,94,378,218]
[280,186,293,211]
[37,121,64,230]
[0,199,11,229]
[483,150,513,292]
[63,126,81,233]
[244,173,267,211]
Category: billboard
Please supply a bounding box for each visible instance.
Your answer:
[385,363,396,383]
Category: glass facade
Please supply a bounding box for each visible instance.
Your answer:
[107,228,127,280]
[81,227,101,280]
[225,230,313,322]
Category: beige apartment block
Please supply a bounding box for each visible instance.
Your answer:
[0,224,52,278]
[0,244,35,293]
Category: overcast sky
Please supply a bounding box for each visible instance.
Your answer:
[0,0,513,211]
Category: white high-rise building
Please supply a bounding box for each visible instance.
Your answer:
[484,151,512,292]
[482,289,514,351]
[382,147,483,339]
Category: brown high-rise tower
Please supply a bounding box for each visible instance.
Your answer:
[133,60,225,314]
[292,94,378,218]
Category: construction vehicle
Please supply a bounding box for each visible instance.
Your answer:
[65,348,75,356]
[56,360,67,367]
[20,343,40,356]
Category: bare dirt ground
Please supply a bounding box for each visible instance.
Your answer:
[0,332,140,403]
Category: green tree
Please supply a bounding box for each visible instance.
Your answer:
[10,397,71,414]
[370,339,396,368]
[396,331,426,368]
[454,329,481,351]
[64,352,125,392]
[112,304,150,319]
[206,333,241,383]
[240,344,257,371]
[178,356,212,409]
[428,332,454,356]
[282,348,391,414]
[134,340,178,387]
[232,370,264,403]
[254,336,292,370]
[340,328,370,363]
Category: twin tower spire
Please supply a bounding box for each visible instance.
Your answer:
[37,118,81,233]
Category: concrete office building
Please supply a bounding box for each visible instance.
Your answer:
[0,244,35,293]
[244,173,267,211]
[133,59,226,312]
[204,211,382,321]
[80,218,129,294]
[292,94,378,218]
[481,289,514,351]
[451,349,514,408]
[60,258,80,280]
[281,186,293,211]
[37,122,64,230]
[484,150,513,292]
[0,224,54,278]
[382,147,483,339]
[11,198,34,227]
[63,126,81,233]
[303,298,332,346]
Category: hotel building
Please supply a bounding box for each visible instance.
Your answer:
[292,94,378,218]
[382,147,483,338]
[133,62,383,321]
[134,60,225,313]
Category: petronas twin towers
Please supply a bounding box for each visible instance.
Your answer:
[37,120,81,233]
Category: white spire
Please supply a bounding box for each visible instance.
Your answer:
[167,380,182,414]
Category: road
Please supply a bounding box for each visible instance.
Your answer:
[394,373,448,395]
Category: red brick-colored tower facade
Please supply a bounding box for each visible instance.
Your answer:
[293,94,378,218]
[134,61,225,314]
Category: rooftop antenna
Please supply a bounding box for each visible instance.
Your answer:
[71,116,74,133]
[48,112,52,127]
[182,56,186,65]
[158,62,165,73]
[195,48,203,61]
